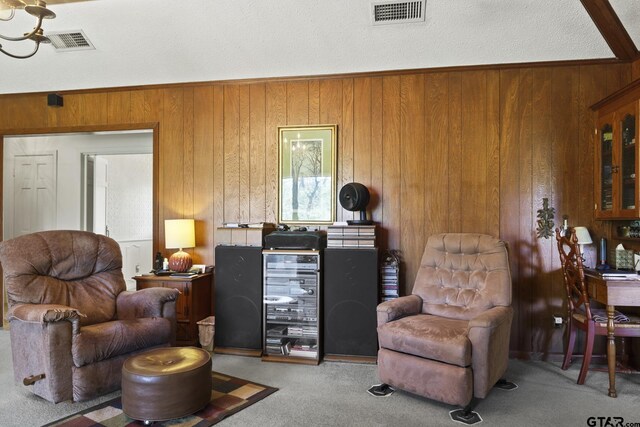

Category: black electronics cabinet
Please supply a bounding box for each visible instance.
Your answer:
[262,249,321,364]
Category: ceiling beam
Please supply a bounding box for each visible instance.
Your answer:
[581,0,638,61]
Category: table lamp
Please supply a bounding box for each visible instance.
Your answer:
[165,219,195,272]
[574,226,593,265]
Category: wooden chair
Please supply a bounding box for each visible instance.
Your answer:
[555,228,640,384]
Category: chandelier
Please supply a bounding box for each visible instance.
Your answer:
[0,0,56,59]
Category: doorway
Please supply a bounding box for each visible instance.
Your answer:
[2,131,154,318]
[81,152,154,287]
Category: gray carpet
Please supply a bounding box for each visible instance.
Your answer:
[0,329,638,427]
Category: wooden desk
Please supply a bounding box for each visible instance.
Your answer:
[584,273,640,397]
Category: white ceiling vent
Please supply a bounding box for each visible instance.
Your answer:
[47,30,95,52]
[371,0,425,25]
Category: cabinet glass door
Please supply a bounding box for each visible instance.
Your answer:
[620,112,637,210]
[600,122,614,213]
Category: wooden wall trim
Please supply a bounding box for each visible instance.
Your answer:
[590,77,640,111]
[0,58,625,99]
[581,0,639,61]
[0,122,159,137]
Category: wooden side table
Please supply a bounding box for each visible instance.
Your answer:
[134,273,213,346]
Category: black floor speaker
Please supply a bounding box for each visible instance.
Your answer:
[214,246,263,351]
[323,248,379,358]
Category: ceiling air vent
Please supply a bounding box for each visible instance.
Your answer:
[371,0,425,25]
[47,30,95,52]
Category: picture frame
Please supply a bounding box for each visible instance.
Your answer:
[278,124,337,225]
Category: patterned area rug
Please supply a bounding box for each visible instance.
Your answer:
[44,372,278,427]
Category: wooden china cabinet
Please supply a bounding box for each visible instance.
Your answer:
[593,81,640,220]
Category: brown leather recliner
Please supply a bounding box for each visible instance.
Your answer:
[376,233,513,422]
[0,230,180,403]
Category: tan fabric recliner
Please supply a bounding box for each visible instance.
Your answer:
[376,233,513,419]
[0,230,180,403]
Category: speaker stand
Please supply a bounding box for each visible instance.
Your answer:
[347,210,373,225]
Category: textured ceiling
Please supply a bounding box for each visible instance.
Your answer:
[0,0,631,95]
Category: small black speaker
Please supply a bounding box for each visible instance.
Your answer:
[324,248,379,358]
[47,93,63,107]
[214,246,263,351]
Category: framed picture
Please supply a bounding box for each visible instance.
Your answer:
[278,124,337,224]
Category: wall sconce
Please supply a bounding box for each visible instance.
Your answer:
[164,219,195,272]
[535,197,555,239]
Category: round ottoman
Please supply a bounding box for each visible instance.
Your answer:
[122,347,212,422]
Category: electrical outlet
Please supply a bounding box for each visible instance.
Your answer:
[552,315,563,327]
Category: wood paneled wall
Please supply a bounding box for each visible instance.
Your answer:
[0,62,632,356]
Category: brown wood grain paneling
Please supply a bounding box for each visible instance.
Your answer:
[461,71,488,234]
[517,68,534,355]
[223,85,240,223]
[486,70,501,235]
[48,93,109,127]
[353,77,372,192]
[340,79,355,223]
[80,93,109,126]
[500,69,524,352]
[606,63,632,96]
[162,89,185,228]
[577,68,602,227]
[183,88,195,225]
[319,79,343,125]
[319,79,344,221]
[107,91,132,124]
[0,62,635,354]
[212,85,225,254]
[182,87,195,273]
[130,91,145,123]
[238,85,251,222]
[424,73,450,236]
[193,86,215,265]
[531,67,560,356]
[633,59,640,81]
[381,76,401,257]
[370,78,384,233]
[400,74,425,290]
[309,80,320,124]
[448,73,462,233]
[0,94,46,129]
[286,81,309,125]
[47,93,79,127]
[250,84,267,223]
[265,82,287,223]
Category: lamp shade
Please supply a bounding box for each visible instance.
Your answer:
[574,226,593,245]
[165,219,195,249]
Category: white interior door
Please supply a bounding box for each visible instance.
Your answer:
[93,156,108,236]
[12,154,57,238]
